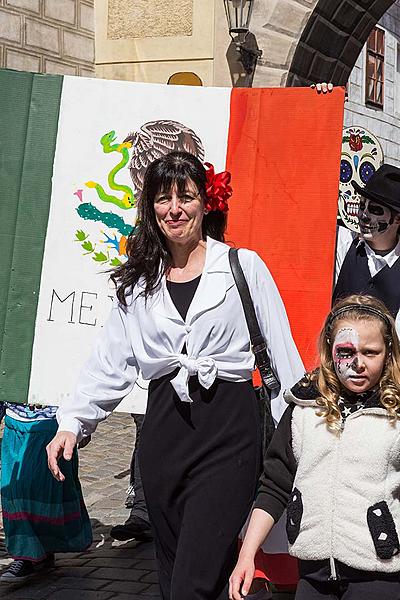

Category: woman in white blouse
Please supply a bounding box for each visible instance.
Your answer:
[47,151,304,599]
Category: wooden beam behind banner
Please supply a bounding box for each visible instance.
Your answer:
[225,87,345,370]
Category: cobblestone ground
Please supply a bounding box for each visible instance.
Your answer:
[0,414,161,600]
[0,415,294,600]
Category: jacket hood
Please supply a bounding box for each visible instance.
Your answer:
[284,375,319,407]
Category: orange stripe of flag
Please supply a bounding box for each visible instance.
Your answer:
[226,87,345,370]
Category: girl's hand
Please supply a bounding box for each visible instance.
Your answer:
[229,555,255,599]
[229,508,275,598]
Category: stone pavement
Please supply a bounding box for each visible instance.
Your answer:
[0,415,294,600]
[0,413,161,600]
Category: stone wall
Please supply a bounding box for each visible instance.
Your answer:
[287,0,395,87]
[94,0,318,87]
[0,0,94,77]
[93,0,399,90]
[250,0,317,87]
[344,2,400,166]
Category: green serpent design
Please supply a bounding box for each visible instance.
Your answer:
[77,202,135,237]
[85,131,136,210]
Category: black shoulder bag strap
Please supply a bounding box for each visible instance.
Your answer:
[228,248,279,390]
[228,247,279,451]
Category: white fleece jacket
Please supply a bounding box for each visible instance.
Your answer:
[286,392,400,573]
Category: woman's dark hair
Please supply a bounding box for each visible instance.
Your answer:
[111,151,227,304]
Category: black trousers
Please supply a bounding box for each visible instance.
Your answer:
[128,413,149,522]
[296,559,400,600]
[139,375,260,600]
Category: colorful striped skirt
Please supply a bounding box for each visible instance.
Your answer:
[1,416,92,561]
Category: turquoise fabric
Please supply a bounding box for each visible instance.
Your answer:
[1,416,92,561]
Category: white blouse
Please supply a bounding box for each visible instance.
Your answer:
[57,237,305,439]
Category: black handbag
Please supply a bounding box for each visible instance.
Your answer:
[228,248,280,453]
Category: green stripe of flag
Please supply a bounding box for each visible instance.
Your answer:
[0,70,33,382]
[0,69,63,403]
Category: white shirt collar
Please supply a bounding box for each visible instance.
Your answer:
[203,236,232,274]
[135,235,231,292]
[357,237,400,268]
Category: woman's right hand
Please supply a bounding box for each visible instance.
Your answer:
[311,82,333,93]
[46,431,77,481]
[229,555,255,599]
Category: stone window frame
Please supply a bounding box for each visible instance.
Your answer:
[365,26,385,109]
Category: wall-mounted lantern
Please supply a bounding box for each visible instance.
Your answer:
[223,0,254,34]
[223,0,262,87]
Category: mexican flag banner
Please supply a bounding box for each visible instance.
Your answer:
[0,69,344,408]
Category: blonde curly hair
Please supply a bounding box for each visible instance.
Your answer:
[309,295,400,431]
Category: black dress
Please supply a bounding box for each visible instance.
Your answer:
[139,277,261,600]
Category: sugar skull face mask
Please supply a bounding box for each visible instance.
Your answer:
[358,197,393,240]
[338,127,383,232]
[332,321,387,393]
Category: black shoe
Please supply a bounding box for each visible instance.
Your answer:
[35,554,55,572]
[125,495,135,509]
[1,560,35,583]
[110,515,152,541]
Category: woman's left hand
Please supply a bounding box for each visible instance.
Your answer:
[46,430,77,481]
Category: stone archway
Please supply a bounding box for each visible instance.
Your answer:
[286,0,396,86]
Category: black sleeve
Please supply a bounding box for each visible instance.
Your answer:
[254,403,297,522]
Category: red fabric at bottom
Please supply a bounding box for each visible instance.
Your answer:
[254,549,299,586]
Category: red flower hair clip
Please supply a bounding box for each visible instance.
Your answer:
[204,163,233,213]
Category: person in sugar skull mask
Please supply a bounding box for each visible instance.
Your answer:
[333,163,400,331]
[338,127,383,231]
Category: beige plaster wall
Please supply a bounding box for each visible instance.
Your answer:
[95,0,214,84]
[107,0,193,39]
[96,0,213,64]
[213,0,233,86]
[94,0,318,87]
[96,59,214,86]
[0,0,95,76]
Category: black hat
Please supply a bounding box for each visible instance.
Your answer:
[352,163,400,213]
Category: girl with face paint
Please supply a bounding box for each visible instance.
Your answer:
[332,320,386,394]
[230,295,400,600]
